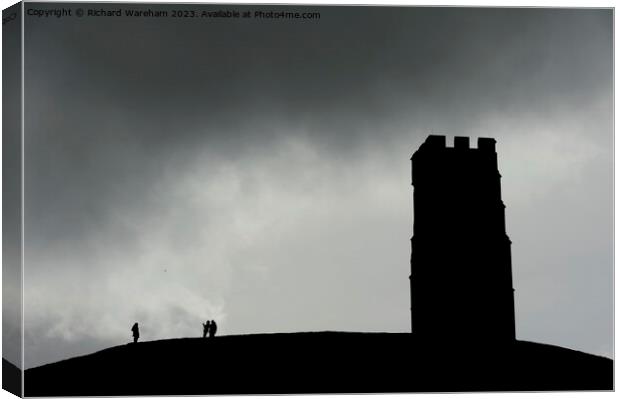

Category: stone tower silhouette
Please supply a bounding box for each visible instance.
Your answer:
[410,135,515,342]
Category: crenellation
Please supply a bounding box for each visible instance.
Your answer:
[454,136,470,149]
[478,137,496,152]
[424,135,446,149]
[416,135,497,152]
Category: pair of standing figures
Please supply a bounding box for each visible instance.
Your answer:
[202,320,218,338]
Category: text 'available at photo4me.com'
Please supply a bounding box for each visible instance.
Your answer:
[23,6,322,21]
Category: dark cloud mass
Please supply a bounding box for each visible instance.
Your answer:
[19,5,612,368]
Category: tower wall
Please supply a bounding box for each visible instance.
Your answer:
[410,135,516,342]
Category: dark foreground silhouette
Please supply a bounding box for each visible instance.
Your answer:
[131,322,139,343]
[2,358,21,397]
[25,332,612,396]
[410,136,517,343]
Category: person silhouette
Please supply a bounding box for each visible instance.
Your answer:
[131,322,140,343]
[209,320,217,338]
[202,321,211,338]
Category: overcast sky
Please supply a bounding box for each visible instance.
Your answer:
[15,4,613,368]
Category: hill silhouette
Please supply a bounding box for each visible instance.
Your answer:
[25,332,612,396]
[2,359,21,397]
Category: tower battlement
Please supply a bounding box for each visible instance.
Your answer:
[410,135,500,187]
[415,135,496,152]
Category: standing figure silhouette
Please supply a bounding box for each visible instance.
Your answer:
[131,322,140,343]
[202,321,211,338]
[209,320,217,338]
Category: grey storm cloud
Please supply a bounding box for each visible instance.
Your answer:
[14,5,612,368]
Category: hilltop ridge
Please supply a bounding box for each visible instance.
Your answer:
[25,332,612,396]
